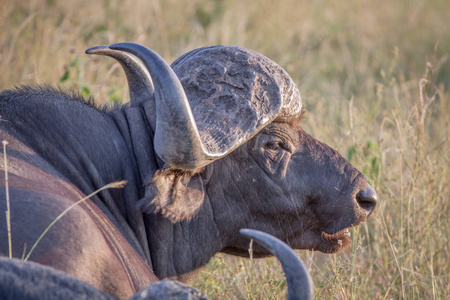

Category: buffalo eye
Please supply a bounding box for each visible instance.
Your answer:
[263,140,292,163]
[265,141,282,151]
[250,133,294,178]
[264,140,292,153]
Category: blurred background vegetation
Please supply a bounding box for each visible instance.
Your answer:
[1,0,448,299]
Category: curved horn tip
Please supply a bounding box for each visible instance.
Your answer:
[239,228,314,300]
[85,45,111,54]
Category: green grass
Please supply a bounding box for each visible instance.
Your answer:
[1,0,448,299]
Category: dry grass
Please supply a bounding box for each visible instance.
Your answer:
[1,0,448,299]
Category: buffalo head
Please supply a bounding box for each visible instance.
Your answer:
[90,43,376,257]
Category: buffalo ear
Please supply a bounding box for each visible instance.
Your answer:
[138,167,207,222]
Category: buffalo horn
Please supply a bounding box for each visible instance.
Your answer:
[239,229,314,300]
[109,42,223,169]
[85,45,154,109]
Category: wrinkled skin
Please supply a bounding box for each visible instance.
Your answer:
[0,44,376,298]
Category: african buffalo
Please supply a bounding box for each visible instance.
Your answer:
[0,43,376,299]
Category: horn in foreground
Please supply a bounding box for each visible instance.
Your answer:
[240,229,314,300]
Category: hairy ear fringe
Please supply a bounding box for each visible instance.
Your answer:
[137,168,206,223]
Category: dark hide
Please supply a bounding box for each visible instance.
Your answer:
[0,87,158,299]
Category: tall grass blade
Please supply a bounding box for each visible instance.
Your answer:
[2,140,11,259]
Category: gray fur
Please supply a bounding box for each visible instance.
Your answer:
[0,257,115,300]
[0,258,206,300]
[129,280,207,300]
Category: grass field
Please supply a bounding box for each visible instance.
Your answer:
[1,0,449,299]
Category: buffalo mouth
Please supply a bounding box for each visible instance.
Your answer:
[319,228,352,253]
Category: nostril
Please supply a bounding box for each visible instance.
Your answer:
[356,185,377,212]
